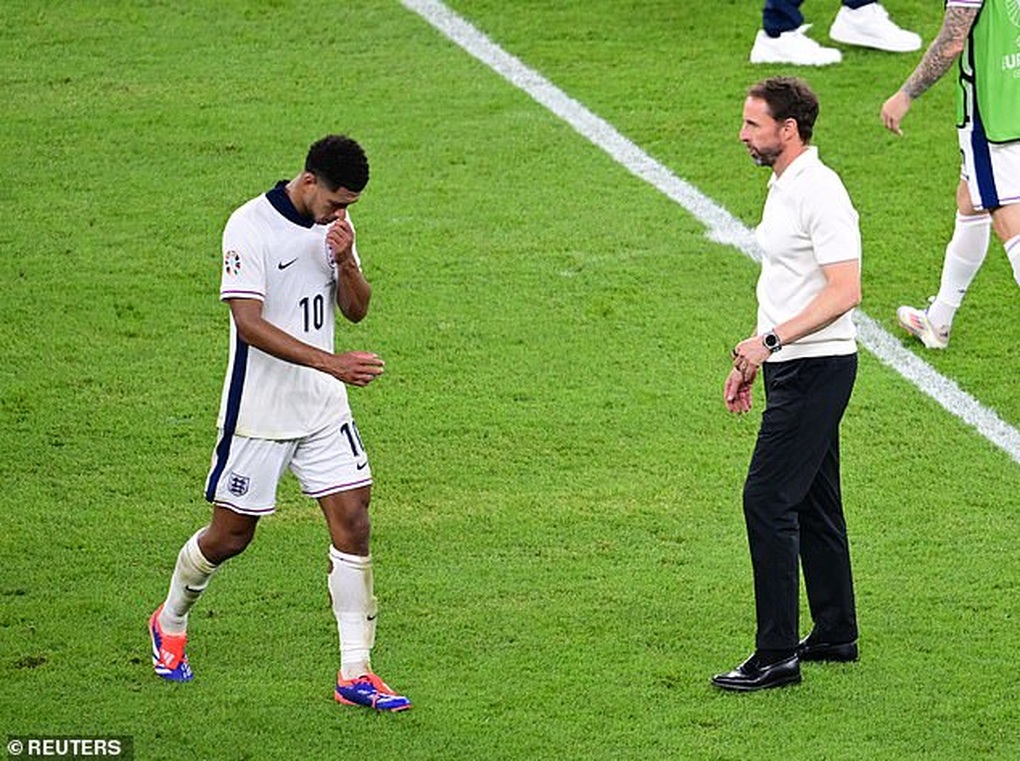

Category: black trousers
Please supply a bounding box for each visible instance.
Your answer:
[742,353,858,652]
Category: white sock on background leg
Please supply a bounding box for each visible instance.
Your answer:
[929,212,991,328]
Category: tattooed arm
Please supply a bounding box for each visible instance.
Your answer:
[880,7,980,135]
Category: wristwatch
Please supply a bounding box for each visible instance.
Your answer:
[762,330,782,353]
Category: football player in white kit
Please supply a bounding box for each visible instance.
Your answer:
[882,1,1020,348]
[149,135,410,711]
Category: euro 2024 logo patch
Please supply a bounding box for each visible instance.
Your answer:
[1007,0,1020,72]
[224,250,242,276]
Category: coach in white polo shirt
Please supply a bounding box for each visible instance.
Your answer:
[712,77,862,692]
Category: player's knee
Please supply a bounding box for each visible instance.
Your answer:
[327,506,371,555]
[339,504,371,544]
[991,204,1020,243]
[200,525,255,564]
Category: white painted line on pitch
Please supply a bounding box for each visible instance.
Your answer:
[400,0,1020,465]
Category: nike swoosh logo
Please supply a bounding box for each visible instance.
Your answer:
[356,461,369,470]
[277,258,298,270]
[366,614,378,621]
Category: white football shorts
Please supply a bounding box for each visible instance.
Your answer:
[204,417,372,516]
[959,123,1020,212]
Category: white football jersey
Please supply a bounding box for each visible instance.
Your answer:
[215,181,362,439]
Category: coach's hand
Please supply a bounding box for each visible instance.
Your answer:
[731,335,769,380]
[724,367,754,414]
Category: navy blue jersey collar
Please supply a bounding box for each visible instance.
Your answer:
[266,180,314,228]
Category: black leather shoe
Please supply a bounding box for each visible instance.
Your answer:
[796,636,858,662]
[711,653,801,692]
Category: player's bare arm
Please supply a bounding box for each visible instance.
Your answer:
[228,298,383,386]
[881,8,978,134]
[902,8,976,99]
[327,219,372,323]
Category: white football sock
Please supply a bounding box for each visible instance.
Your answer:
[159,530,218,635]
[328,546,377,680]
[929,212,991,328]
[1006,235,1020,287]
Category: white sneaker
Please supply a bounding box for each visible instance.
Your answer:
[897,302,950,349]
[829,3,921,53]
[750,25,842,66]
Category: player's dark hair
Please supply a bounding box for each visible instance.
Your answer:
[748,76,819,143]
[305,134,370,192]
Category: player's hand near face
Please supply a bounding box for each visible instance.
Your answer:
[327,218,372,322]
[327,219,356,266]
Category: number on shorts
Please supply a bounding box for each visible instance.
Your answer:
[340,421,364,458]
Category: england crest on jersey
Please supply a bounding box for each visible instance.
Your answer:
[227,471,250,497]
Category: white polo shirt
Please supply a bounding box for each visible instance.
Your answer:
[754,146,860,361]
[215,182,361,439]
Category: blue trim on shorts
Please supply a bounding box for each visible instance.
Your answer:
[205,338,249,502]
[970,110,1000,209]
